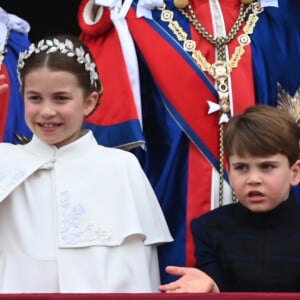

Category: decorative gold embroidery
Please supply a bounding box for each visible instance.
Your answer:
[160,2,262,114]
[159,2,263,205]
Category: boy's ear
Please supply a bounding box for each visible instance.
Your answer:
[290,160,300,186]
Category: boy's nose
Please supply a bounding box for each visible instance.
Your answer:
[246,171,262,184]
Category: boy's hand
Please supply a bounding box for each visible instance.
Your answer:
[159,266,220,293]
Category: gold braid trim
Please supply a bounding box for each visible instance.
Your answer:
[159,2,263,205]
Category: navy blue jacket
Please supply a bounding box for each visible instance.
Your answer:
[191,193,300,291]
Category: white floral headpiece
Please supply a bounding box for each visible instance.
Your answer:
[17,38,99,88]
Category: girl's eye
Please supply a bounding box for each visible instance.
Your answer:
[56,95,70,102]
[28,95,41,102]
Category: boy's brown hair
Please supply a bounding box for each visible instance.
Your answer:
[224,105,300,166]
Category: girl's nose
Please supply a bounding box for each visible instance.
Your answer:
[40,103,56,117]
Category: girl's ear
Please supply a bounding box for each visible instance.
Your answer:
[84,91,100,117]
[290,159,300,186]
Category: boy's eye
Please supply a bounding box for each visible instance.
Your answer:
[233,164,247,171]
[261,163,275,170]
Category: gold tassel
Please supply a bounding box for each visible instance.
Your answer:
[277,83,300,125]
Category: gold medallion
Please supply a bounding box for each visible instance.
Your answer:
[241,0,253,4]
[174,0,188,9]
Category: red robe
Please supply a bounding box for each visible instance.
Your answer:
[78,0,300,283]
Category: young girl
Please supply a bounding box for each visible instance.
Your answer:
[0,34,172,293]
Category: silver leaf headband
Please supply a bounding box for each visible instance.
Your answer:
[17,38,99,88]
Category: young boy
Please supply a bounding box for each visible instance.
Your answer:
[160,105,300,292]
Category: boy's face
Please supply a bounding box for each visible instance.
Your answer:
[228,152,300,213]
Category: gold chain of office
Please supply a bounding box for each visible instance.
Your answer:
[159,1,263,206]
[160,2,262,93]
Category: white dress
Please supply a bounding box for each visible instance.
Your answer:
[0,130,173,293]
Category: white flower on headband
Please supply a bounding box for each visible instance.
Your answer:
[17,38,99,88]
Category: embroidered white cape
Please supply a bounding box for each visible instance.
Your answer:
[0,130,173,292]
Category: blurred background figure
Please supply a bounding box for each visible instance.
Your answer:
[0,6,32,143]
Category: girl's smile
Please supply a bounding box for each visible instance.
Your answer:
[24,67,97,148]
